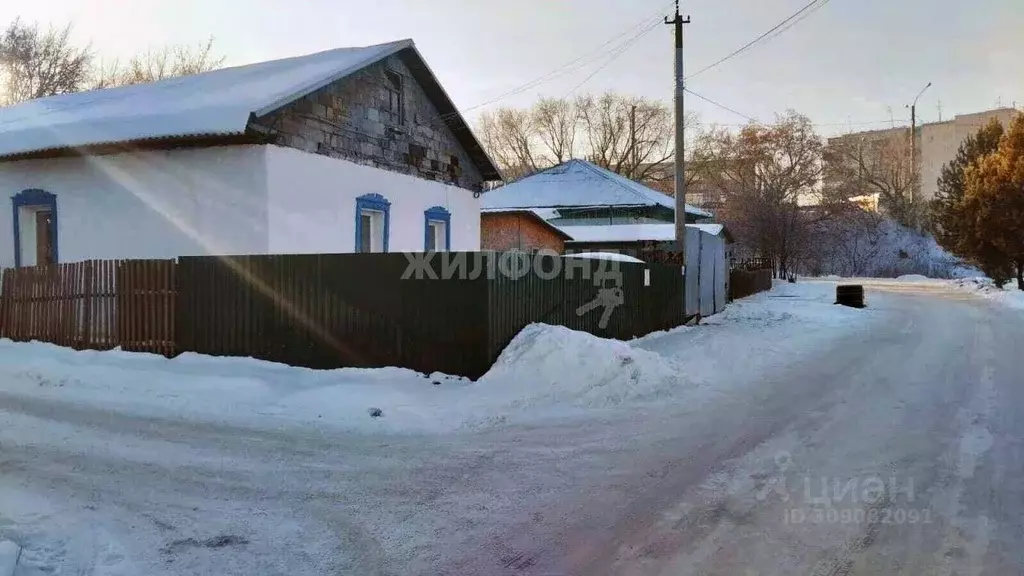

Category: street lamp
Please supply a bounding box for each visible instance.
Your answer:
[905,82,931,224]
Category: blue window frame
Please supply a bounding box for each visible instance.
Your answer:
[12,188,58,268]
[354,193,391,253]
[424,206,451,251]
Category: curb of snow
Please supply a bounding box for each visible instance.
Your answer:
[0,541,20,576]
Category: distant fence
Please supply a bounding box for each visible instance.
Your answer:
[730,268,773,301]
[0,252,683,378]
[0,260,175,355]
[733,257,774,272]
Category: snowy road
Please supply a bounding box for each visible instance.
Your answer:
[1,281,1022,574]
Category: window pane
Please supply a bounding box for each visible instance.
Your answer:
[360,213,373,253]
[430,221,447,251]
[36,210,53,265]
[370,212,384,252]
[426,224,436,250]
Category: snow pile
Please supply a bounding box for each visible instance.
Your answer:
[952,277,1024,310]
[953,277,1000,293]
[0,280,882,436]
[479,324,686,413]
[0,331,688,434]
[896,274,931,282]
[0,341,470,434]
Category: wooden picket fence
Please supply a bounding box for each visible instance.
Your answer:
[0,259,176,355]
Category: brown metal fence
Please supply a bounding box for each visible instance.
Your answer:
[485,253,684,363]
[0,259,175,354]
[175,254,491,376]
[729,268,773,301]
[176,252,683,377]
[0,252,685,378]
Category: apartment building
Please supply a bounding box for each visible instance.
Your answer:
[828,107,1019,205]
[918,108,1019,201]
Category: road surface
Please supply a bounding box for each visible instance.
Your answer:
[0,281,1021,575]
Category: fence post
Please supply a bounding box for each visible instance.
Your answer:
[82,260,94,349]
[0,269,7,339]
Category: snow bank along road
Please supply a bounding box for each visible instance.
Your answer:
[0,280,1022,574]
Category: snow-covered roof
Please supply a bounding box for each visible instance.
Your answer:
[479,208,572,240]
[562,252,646,264]
[559,222,727,243]
[481,159,713,218]
[691,223,725,236]
[0,39,500,178]
[481,206,562,220]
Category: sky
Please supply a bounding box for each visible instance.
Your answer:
[3,0,1022,136]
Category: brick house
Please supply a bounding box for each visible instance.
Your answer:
[0,39,500,267]
[480,209,572,253]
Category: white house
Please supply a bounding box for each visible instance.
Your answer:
[0,39,501,268]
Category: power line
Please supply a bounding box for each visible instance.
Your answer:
[451,1,675,117]
[415,2,674,133]
[694,118,906,128]
[563,19,663,97]
[686,88,904,129]
[685,88,755,121]
[759,0,831,45]
[686,0,831,80]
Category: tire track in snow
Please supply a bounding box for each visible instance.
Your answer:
[934,320,996,576]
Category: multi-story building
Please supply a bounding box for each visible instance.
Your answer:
[828,107,1019,205]
[918,108,1018,201]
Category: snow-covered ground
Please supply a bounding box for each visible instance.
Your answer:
[0,281,876,437]
[806,274,1024,311]
[0,280,899,574]
[949,276,1024,310]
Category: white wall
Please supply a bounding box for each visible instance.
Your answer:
[265,145,480,253]
[0,146,268,268]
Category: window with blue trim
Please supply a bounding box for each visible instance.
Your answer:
[424,206,451,251]
[354,193,391,253]
[12,189,58,267]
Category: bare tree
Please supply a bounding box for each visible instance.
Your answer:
[700,111,846,277]
[532,97,577,165]
[0,18,92,105]
[477,92,690,186]
[816,208,888,276]
[478,107,540,182]
[577,92,679,181]
[94,37,224,88]
[823,131,922,228]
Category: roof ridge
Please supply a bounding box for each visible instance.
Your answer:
[14,40,414,110]
[574,160,655,205]
[575,159,678,209]
[252,39,413,116]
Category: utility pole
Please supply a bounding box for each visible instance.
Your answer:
[666,0,690,254]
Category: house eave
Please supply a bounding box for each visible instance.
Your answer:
[0,132,269,163]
